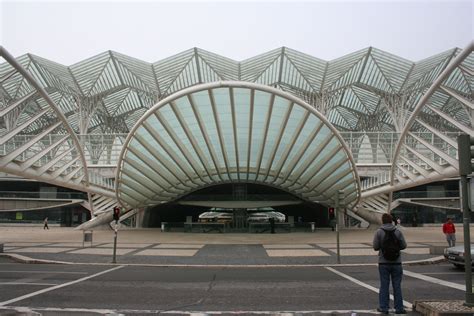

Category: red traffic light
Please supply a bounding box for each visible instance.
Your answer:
[113,206,120,221]
[328,207,335,220]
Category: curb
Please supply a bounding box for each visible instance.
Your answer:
[0,253,72,265]
[0,253,447,268]
[405,256,446,266]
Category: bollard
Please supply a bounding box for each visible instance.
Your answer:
[83,231,93,248]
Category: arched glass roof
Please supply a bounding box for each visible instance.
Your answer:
[116,82,360,209]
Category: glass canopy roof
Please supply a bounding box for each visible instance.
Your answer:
[1,46,468,138]
[116,82,360,209]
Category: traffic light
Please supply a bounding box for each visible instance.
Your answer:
[328,207,335,220]
[113,206,120,222]
[458,134,474,176]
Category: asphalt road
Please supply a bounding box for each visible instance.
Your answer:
[0,257,467,315]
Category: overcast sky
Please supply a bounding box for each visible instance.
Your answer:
[0,0,472,65]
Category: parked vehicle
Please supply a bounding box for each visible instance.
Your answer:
[198,211,233,223]
[247,213,271,223]
[247,211,285,223]
[270,211,286,222]
[444,245,474,268]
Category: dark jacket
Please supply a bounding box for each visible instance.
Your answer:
[373,223,407,264]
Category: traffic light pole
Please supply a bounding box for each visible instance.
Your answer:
[112,221,118,264]
[335,190,344,264]
[458,134,474,306]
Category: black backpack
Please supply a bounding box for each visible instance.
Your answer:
[381,228,401,260]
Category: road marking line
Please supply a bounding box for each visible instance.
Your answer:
[161,311,378,315]
[0,270,88,274]
[0,282,58,286]
[424,272,465,275]
[403,269,465,291]
[0,265,124,306]
[0,306,393,314]
[325,267,412,309]
[0,307,116,314]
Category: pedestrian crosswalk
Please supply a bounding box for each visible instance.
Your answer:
[4,242,431,258]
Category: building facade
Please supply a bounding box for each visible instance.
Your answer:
[0,43,472,228]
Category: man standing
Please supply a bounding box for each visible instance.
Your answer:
[43,217,49,230]
[373,213,407,314]
[442,217,456,247]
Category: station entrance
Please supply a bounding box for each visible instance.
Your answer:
[142,183,331,232]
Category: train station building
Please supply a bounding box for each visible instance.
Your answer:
[0,43,472,230]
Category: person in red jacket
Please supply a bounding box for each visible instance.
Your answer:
[442,218,456,247]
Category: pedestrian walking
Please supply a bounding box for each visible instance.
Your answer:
[442,217,456,247]
[43,217,49,230]
[373,213,407,314]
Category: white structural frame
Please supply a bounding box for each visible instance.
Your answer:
[0,46,88,186]
[360,41,473,213]
[0,46,114,198]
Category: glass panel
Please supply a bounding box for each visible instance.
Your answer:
[126,149,182,188]
[159,104,204,172]
[271,105,305,171]
[292,123,331,173]
[248,173,258,181]
[192,90,229,181]
[173,97,213,175]
[323,171,355,197]
[257,95,291,182]
[312,136,339,165]
[294,137,340,186]
[234,88,251,174]
[283,115,320,171]
[121,174,153,198]
[302,151,347,188]
[174,95,218,180]
[249,90,271,174]
[122,164,163,192]
[322,164,352,187]
[150,106,196,178]
[130,131,187,181]
[212,88,236,170]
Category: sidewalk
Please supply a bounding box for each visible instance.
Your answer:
[0,226,455,266]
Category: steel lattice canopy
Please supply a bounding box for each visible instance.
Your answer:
[116,81,360,209]
[1,46,466,136]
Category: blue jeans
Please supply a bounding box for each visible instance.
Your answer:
[378,264,404,312]
[446,234,456,247]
